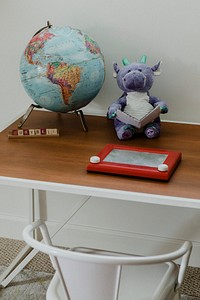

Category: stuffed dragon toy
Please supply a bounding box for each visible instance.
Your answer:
[107,56,168,140]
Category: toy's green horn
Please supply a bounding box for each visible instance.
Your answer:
[139,55,147,64]
[122,58,130,66]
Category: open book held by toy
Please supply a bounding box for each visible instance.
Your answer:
[116,105,161,129]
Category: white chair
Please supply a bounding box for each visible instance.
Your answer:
[23,220,192,300]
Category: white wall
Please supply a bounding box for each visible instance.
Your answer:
[0,0,200,266]
[0,0,200,130]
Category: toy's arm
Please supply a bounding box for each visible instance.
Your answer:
[107,94,127,119]
[149,96,168,114]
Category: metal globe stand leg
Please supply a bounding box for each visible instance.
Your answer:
[18,105,88,132]
[75,110,88,132]
[18,104,42,128]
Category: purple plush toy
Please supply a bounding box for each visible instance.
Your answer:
[107,56,168,140]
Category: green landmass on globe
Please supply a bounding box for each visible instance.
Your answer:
[20,25,105,113]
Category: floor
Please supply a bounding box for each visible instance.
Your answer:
[0,267,53,300]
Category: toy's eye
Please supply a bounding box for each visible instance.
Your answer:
[127,70,131,73]
[138,69,142,72]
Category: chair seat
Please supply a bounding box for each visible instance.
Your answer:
[47,262,179,300]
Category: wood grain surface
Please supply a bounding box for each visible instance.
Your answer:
[0,111,199,199]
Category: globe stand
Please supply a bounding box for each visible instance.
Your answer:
[18,104,42,129]
[18,104,88,132]
[74,109,88,132]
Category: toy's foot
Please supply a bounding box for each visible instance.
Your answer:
[116,125,135,140]
[145,123,160,138]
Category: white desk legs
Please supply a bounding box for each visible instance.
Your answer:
[0,189,39,288]
[0,247,39,288]
[0,190,91,288]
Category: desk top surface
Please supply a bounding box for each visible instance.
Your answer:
[0,111,199,200]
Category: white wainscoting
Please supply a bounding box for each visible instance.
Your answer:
[0,188,199,266]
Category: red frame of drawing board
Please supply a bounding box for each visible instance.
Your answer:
[87,144,181,181]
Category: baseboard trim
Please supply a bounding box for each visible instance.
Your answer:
[0,215,28,239]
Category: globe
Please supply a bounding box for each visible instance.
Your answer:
[20,24,105,113]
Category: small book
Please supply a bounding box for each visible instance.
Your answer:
[116,105,160,129]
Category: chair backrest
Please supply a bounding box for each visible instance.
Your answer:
[23,220,192,300]
[57,252,122,300]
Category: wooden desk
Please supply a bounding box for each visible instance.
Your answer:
[0,110,199,287]
[0,110,199,202]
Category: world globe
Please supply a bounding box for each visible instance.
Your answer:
[20,24,105,114]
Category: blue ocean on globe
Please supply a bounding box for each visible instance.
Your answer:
[20,25,105,113]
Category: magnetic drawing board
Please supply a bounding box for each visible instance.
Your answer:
[87,144,181,181]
